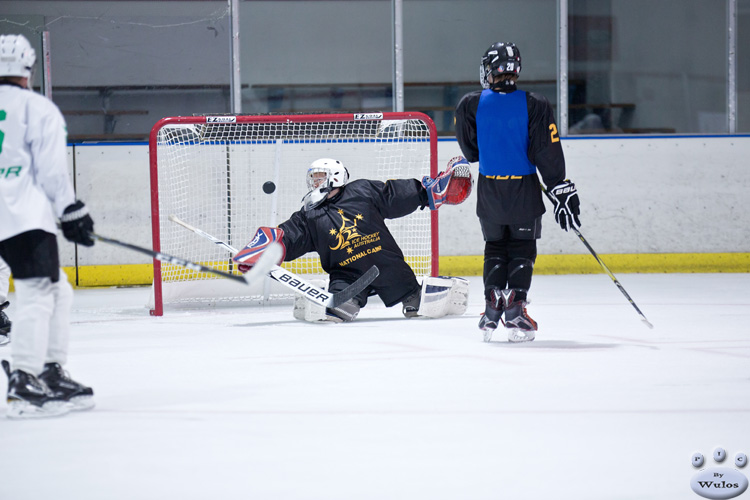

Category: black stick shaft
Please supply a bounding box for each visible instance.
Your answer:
[90,233,247,284]
[542,188,653,328]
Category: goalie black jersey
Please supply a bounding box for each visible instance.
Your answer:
[455,88,567,225]
[279,179,427,307]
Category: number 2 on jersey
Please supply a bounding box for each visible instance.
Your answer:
[549,123,559,143]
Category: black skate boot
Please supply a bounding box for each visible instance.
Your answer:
[0,301,10,346]
[325,298,362,323]
[478,287,504,342]
[2,359,71,419]
[500,289,537,343]
[401,289,421,318]
[39,362,95,411]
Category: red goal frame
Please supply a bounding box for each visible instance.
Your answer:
[148,112,439,316]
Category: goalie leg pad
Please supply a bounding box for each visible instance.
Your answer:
[446,276,469,315]
[293,279,328,322]
[292,280,361,323]
[411,276,469,318]
[293,294,327,322]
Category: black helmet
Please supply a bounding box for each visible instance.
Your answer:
[480,42,521,90]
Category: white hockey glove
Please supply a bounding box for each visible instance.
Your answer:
[549,180,581,231]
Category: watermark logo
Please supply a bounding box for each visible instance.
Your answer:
[690,448,748,499]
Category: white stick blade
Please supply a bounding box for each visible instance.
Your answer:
[242,243,283,285]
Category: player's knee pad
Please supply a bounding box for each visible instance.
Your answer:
[507,257,534,294]
[506,240,536,292]
[483,256,508,290]
[408,276,469,318]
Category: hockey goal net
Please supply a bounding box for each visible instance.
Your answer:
[149,112,438,316]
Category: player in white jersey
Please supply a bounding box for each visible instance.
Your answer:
[0,257,10,345]
[0,34,96,419]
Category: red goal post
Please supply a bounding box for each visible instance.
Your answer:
[148,112,439,316]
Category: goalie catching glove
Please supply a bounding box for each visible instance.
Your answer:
[421,156,474,210]
[549,180,581,231]
[233,227,286,273]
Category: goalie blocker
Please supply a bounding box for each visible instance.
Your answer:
[294,276,469,322]
[233,226,286,272]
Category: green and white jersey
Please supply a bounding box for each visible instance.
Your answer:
[0,83,75,241]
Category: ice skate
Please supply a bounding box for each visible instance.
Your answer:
[500,289,537,343]
[39,362,95,411]
[401,290,421,318]
[3,360,71,419]
[325,298,361,323]
[479,287,504,342]
[0,301,10,346]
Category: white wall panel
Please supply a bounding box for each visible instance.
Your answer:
[69,135,750,270]
[437,136,750,255]
[73,145,152,266]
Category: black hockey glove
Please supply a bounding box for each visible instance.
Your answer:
[549,180,581,232]
[61,200,95,246]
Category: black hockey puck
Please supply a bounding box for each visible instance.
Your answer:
[263,181,276,194]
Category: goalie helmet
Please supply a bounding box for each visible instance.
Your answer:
[306,158,349,191]
[302,158,349,211]
[0,34,36,79]
[480,42,521,90]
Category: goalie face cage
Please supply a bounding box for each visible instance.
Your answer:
[149,112,438,316]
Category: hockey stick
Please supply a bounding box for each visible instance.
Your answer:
[89,233,281,287]
[167,215,379,308]
[541,189,654,329]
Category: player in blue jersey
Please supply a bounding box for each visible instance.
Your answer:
[455,42,581,343]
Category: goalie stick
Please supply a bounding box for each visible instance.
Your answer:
[167,215,379,308]
[90,233,280,287]
[541,188,654,329]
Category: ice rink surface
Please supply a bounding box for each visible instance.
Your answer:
[1,273,749,500]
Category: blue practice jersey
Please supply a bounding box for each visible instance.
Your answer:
[455,85,566,224]
[476,89,537,177]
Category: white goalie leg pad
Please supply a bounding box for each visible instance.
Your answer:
[292,279,329,322]
[416,276,469,318]
[446,276,469,315]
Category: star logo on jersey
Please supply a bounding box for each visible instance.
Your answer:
[329,210,370,251]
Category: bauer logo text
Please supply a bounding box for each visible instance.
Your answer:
[276,274,330,303]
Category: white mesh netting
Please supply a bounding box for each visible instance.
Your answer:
[150,113,436,311]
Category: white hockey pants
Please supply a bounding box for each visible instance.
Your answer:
[0,257,10,303]
[10,271,74,375]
